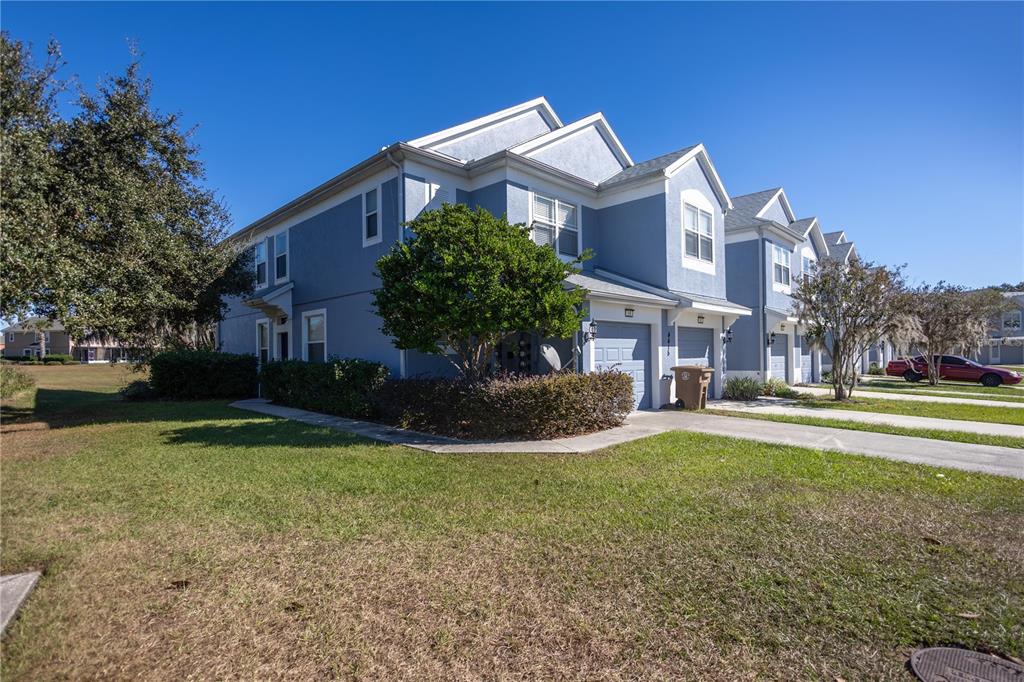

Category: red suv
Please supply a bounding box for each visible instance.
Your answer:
[885,355,1022,387]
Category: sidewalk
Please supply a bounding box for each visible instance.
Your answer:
[230,400,1024,479]
[799,385,1024,409]
[711,399,1024,437]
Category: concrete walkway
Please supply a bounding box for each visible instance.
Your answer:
[1,572,40,633]
[230,400,1024,479]
[712,399,1024,437]
[800,385,1024,409]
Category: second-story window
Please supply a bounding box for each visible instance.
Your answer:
[254,241,268,287]
[1004,310,1022,331]
[274,232,288,281]
[773,244,791,286]
[684,204,713,262]
[801,256,815,282]
[532,193,579,257]
[364,188,380,246]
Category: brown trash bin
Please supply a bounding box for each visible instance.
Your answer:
[671,365,715,410]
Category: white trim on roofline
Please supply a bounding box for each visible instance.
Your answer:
[509,112,634,168]
[662,144,733,211]
[407,97,562,151]
[754,188,796,223]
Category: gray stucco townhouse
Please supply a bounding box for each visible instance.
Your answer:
[974,291,1024,366]
[217,98,753,408]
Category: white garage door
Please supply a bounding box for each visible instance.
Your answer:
[594,322,651,410]
[770,336,788,380]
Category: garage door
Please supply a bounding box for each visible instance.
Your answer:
[594,322,651,410]
[678,327,715,368]
[770,335,788,380]
[800,336,812,384]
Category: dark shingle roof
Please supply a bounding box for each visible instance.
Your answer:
[830,241,855,262]
[788,217,817,237]
[822,230,845,245]
[598,145,697,189]
[1,316,64,333]
[724,188,781,230]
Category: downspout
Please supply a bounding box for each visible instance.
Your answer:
[385,147,407,377]
[758,236,767,380]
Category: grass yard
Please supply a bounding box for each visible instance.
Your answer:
[2,365,1023,679]
[794,394,1024,426]
[856,379,1024,400]
[706,409,1024,449]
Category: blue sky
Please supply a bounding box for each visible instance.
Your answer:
[4,1,1022,287]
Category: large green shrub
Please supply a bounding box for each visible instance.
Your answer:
[149,350,258,400]
[42,353,76,364]
[868,362,885,376]
[762,377,800,399]
[723,376,762,401]
[0,364,35,399]
[261,358,390,419]
[373,371,634,440]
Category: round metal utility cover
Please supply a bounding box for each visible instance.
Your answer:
[910,647,1024,682]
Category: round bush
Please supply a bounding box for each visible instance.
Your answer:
[149,350,258,400]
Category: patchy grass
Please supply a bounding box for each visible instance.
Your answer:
[855,387,1024,404]
[995,365,1024,374]
[2,367,1023,679]
[794,394,1024,426]
[707,409,1024,449]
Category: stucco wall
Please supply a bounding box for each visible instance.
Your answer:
[664,159,727,298]
[592,194,667,286]
[525,125,623,184]
[430,109,552,161]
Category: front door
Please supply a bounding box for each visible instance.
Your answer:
[278,332,289,360]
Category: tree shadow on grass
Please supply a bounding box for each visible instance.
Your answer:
[161,418,376,450]
[1,387,246,433]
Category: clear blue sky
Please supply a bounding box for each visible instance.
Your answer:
[4,1,1022,287]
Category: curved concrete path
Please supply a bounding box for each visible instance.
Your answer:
[711,399,1024,437]
[231,400,1024,479]
[799,385,1024,409]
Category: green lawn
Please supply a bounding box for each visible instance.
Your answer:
[854,386,1024,404]
[2,365,1023,679]
[707,409,1024,449]
[996,365,1024,373]
[857,379,1024,400]
[794,394,1024,426]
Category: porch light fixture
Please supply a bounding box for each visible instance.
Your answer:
[697,314,705,325]
[766,332,776,347]
[780,323,786,331]
[584,321,597,343]
[624,307,634,318]
[723,328,733,344]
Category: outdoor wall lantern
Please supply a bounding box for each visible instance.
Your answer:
[766,331,776,346]
[723,328,733,344]
[697,314,705,325]
[624,307,635,318]
[780,323,786,331]
[584,321,597,343]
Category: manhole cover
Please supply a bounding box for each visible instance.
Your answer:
[910,647,1024,682]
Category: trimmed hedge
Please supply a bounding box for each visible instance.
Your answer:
[0,365,35,399]
[149,350,258,400]
[373,371,634,440]
[43,354,76,364]
[261,358,390,419]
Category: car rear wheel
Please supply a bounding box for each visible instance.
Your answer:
[903,370,922,383]
[980,373,1002,387]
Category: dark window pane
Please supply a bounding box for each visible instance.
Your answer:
[259,349,268,365]
[533,223,555,247]
[558,228,579,257]
[699,236,713,262]
[365,213,378,239]
[256,262,267,285]
[308,343,325,363]
[276,253,287,278]
[685,231,699,258]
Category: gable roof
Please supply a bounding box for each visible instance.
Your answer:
[830,240,856,262]
[822,230,846,245]
[788,217,818,238]
[725,188,793,230]
[406,97,562,153]
[599,143,732,210]
[509,112,633,170]
[2,316,64,333]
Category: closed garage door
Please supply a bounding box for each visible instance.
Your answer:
[594,322,651,410]
[800,336,812,384]
[678,327,715,368]
[770,335,788,380]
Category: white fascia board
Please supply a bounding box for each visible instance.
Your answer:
[678,298,753,316]
[509,112,634,169]
[762,222,804,248]
[807,221,830,257]
[585,290,677,308]
[755,188,796,223]
[407,97,561,150]
[664,145,733,211]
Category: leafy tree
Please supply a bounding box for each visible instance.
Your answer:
[0,33,251,356]
[792,257,908,400]
[894,284,1010,385]
[373,204,588,381]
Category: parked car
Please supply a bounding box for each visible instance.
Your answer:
[885,355,1022,387]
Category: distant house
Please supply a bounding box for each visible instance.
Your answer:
[2,317,131,362]
[974,291,1024,366]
